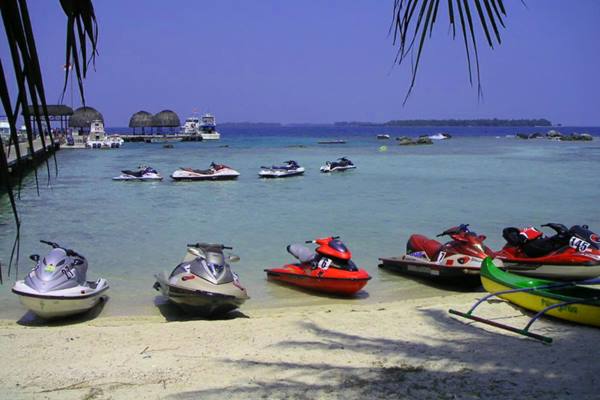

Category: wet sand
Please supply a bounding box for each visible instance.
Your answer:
[0,293,597,399]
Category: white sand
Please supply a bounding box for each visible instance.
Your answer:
[0,293,597,399]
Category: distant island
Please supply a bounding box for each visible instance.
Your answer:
[334,118,553,127]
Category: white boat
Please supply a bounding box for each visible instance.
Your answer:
[259,160,305,178]
[86,120,122,149]
[428,133,451,140]
[171,163,239,181]
[377,134,390,139]
[200,113,220,140]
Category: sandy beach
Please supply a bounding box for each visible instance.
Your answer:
[0,293,597,399]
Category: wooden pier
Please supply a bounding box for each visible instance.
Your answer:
[2,137,60,185]
[119,134,203,142]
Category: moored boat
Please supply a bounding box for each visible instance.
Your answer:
[480,257,600,327]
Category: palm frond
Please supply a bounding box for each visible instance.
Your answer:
[0,0,98,281]
[59,0,98,105]
[391,0,509,102]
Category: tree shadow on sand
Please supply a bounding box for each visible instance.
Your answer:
[168,307,598,400]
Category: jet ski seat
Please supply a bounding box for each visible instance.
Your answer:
[121,169,144,177]
[407,234,443,260]
[287,244,316,263]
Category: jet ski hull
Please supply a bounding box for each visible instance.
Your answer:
[154,273,248,316]
[170,170,240,181]
[500,262,600,280]
[378,256,481,286]
[112,174,163,181]
[264,264,370,296]
[12,279,109,319]
[259,168,305,178]
[320,165,356,173]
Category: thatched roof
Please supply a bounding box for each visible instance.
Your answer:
[152,110,180,127]
[26,104,73,116]
[129,111,153,128]
[69,106,104,127]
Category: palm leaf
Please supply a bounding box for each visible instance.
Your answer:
[0,0,98,281]
[391,0,509,101]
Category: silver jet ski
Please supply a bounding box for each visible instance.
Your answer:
[171,162,240,181]
[12,240,109,319]
[259,160,305,178]
[153,242,249,316]
[320,157,356,173]
[113,165,163,181]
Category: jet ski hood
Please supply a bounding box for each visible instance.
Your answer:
[170,249,234,285]
[25,248,88,293]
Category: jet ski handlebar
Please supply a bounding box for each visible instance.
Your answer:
[305,236,340,244]
[187,243,233,250]
[541,223,569,235]
[39,240,84,258]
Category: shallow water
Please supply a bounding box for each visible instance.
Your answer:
[1,126,599,320]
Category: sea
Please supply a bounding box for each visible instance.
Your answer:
[1,125,599,320]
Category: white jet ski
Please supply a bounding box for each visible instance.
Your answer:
[320,157,356,173]
[12,240,109,319]
[112,166,163,181]
[171,162,240,181]
[259,160,305,178]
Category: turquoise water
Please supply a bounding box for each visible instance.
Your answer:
[1,127,599,319]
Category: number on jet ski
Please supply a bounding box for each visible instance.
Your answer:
[569,237,590,252]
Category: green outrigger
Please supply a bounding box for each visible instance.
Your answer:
[450,258,600,343]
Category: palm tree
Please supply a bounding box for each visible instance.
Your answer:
[0,0,98,281]
[391,0,507,102]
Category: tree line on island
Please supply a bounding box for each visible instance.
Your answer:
[334,119,553,127]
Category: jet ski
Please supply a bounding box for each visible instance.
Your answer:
[112,165,163,181]
[495,223,600,280]
[378,224,500,286]
[320,157,356,173]
[259,160,305,178]
[12,240,109,319]
[153,242,249,316]
[171,162,240,181]
[264,236,371,296]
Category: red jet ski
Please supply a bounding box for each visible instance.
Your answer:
[495,223,600,280]
[264,236,371,296]
[379,224,499,286]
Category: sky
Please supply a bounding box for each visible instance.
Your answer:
[2,0,600,126]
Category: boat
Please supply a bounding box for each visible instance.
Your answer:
[259,160,305,178]
[428,133,451,140]
[320,157,356,173]
[318,140,346,144]
[199,113,220,140]
[86,120,121,149]
[112,166,163,181]
[171,162,240,181]
[495,223,600,280]
[449,258,600,343]
[378,224,498,286]
[264,236,371,296]
[153,242,248,316]
[11,240,109,319]
[376,134,390,139]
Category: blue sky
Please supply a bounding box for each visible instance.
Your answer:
[2,0,600,125]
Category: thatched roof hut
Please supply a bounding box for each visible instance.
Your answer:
[128,111,153,128]
[152,110,180,127]
[26,104,73,117]
[69,106,104,128]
